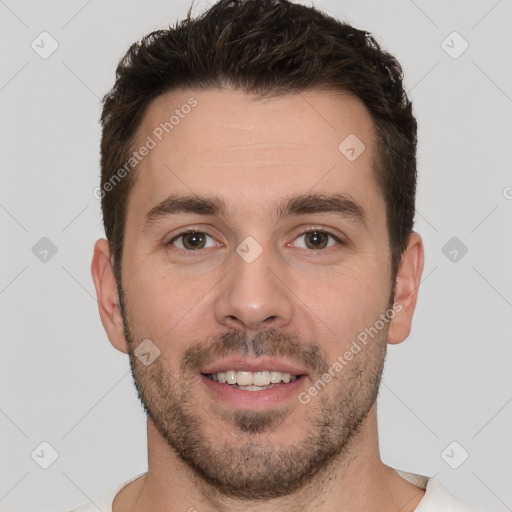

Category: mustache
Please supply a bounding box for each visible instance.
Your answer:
[181,327,330,376]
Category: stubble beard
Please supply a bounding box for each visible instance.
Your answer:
[120,291,388,500]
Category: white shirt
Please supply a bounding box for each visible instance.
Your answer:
[67,469,485,511]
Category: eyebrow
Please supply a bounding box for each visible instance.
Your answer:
[143,192,368,229]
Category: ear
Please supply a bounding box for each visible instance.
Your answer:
[91,239,129,354]
[387,232,424,345]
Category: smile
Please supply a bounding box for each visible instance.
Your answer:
[204,370,300,391]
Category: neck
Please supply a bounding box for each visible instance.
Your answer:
[115,404,425,512]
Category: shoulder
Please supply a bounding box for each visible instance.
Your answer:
[416,477,487,512]
[395,469,486,512]
[63,473,147,512]
[64,492,115,512]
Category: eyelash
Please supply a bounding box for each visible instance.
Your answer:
[167,228,343,256]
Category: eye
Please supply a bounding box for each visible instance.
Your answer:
[167,229,342,253]
[169,231,218,251]
[291,230,341,250]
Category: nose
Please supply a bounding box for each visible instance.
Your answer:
[213,244,294,332]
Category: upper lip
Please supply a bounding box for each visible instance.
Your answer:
[200,356,309,376]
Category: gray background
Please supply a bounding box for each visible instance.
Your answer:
[1,0,511,511]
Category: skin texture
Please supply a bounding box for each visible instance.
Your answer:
[91,87,425,512]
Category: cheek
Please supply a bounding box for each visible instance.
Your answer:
[124,265,217,345]
[305,262,389,355]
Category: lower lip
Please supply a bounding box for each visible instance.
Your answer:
[200,374,306,409]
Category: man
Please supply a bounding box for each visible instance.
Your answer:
[72,0,483,510]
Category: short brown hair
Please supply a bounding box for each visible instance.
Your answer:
[100,0,417,286]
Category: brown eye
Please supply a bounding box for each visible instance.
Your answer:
[170,231,215,251]
[289,229,342,251]
[182,232,206,250]
[304,231,330,250]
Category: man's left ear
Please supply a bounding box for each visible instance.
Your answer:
[387,232,424,345]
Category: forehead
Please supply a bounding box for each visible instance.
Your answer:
[128,87,384,226]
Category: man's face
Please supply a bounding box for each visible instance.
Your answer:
[118,88,395,498]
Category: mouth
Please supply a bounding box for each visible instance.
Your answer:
[199,355,310,410]
[202,370,303,391]
[199,359,309,409]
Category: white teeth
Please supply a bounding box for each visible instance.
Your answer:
[236,371,253,386]
[236,384,276,391]
[207,370,299,387]
[270,371,282,383]
[253,371,271,386]
[225,370,237,385]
